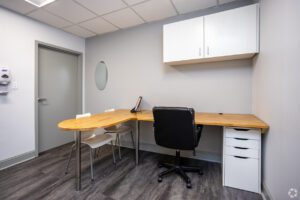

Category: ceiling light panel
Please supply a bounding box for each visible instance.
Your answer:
[25,0,56,7]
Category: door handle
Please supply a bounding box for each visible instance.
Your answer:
[234,156,249,159]
[37,98,47,102]
[234,137,249,141]
[234,146,249,150]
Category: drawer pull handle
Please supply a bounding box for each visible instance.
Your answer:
[234,137,249,141]
[234,128,250,131]
[234,156,249,159]
[234,147,249,150]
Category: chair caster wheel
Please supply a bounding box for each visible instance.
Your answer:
[186,182,192,189]
[158,177,163,182]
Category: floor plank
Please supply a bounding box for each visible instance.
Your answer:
[0,143,262,200]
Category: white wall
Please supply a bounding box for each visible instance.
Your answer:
[0,8,85,162]
[85,5,253,162]
[252,0,300,199]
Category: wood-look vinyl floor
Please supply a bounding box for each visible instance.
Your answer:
[0,143,262,200]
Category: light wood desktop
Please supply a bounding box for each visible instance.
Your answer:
[58,109,268,191]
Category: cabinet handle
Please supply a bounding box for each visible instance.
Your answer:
[234,128,250,131]
[234,156,249,159]
[206,46,209,55]
[234,137,249,141]
[234,146,249,150]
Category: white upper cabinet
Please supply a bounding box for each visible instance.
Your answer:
[163,17,204,63]
[163,4,259,65]
[204,4,259,58]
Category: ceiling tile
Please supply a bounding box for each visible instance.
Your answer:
[44,0,96,23]
[103,8,144,29]
[0,0,36,14]
[74,0,126,15]
[123,0,147,5]
[63,25,96,38]
[219,0,236,4]
[172,0,217,14]
[132,0,177,22]
[28,10,72,28]
[79,17,119,34]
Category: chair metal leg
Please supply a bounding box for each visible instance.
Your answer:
[130,131,135,148]
[111,141,116,164]
[89,148,94,181]
[65,143,75,174]
[117,134,122,160]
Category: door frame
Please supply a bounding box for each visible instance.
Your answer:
[34,41,83,156]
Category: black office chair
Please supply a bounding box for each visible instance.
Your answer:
[153,106,203,189]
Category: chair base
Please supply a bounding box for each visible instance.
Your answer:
[157,151,203,189]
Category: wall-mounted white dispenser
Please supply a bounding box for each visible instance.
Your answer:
[0,67,11,95]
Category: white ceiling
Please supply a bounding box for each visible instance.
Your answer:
[0,0,237,38]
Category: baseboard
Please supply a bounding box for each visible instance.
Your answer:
[0,151,36,170]
[262,182,273,200]
[120,141,222,163]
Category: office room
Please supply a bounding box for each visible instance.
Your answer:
[0,0,299,199]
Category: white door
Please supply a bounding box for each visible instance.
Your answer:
[163,17,204,63]
[204,4,259,58]
[38,46,81,153]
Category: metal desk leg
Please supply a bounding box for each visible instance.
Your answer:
[135,121,140,165]
[75,131,81,191]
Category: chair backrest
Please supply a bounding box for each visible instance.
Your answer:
[104,108,119,131]
[76,113,94,139]
[153,106,197,150]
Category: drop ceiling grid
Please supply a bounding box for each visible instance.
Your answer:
[0,0,231,38]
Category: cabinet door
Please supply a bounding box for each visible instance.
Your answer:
[204,4,259,58]
[163,17,204,63]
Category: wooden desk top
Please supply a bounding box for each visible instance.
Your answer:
[58,109,269,133]
[58,109,136,132]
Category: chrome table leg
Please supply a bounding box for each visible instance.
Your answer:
[135,121,140,165]
[75,131,81,191]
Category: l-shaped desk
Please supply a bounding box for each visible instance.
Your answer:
[58,109,269,191]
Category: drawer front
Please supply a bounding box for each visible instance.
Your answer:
[225,146,259,159]
[225,137,259,149]
[225,127,260,140]
[224,155,259,193]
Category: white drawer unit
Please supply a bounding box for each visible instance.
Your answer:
[224,146,259,159]
[225,127,260,140]
[225,137,259,149]
[223,127,261,193]
[224,155,259,193]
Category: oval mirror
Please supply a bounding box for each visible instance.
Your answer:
[95,61,108,90]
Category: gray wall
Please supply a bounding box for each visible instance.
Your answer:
[252,0,300,199]
[0,7,85,165]
[85,2,254,162]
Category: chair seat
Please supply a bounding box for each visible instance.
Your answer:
[105,125,131,134]
[82,134,113,149]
